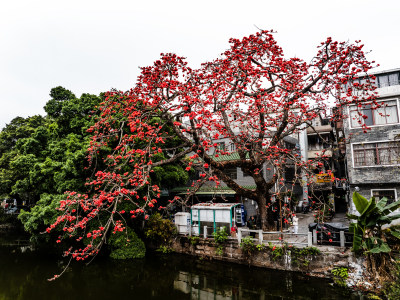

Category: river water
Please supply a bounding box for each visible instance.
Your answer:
[0,240,363,300]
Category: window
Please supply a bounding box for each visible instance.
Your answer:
[371,189,397,204]
[349,100,399,128]
[285,141,296,150]
[376,72,400,88]
[307,134,331,151]
[353,142,400,167]
[341,72,400,92]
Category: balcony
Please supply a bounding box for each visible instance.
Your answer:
[306,125,332,134]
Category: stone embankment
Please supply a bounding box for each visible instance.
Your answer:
[172,236,366,287]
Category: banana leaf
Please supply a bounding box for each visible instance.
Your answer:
[352,233,363,253]
[376,197,388,212]
[369,242,391,253]
[390,229,400,239]
[387,213,400,222]
[360,197,376,217]
[347,214,359,220]
[382,201,400,215]
[353,192,369,214]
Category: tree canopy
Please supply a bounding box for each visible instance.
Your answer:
[46,30,377,267]
[0,87,100,208]
[0,86,187,262]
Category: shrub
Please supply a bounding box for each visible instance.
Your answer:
[240,236,257,256]
[383,260,400,299]
[213,227,228,255]
[331,267,348,287]
[109,227,146,259]
[145,213,177,252]
[267,242,320,266]
[290,246,320,267]
[268,242,286,260]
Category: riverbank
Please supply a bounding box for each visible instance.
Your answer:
[171,235,372,292]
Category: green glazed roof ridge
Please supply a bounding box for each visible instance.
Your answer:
[170,184,256,193]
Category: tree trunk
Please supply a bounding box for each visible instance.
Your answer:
[258,194,275,231]
[366,253,395,286]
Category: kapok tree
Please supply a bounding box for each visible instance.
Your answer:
[47,31,377,272]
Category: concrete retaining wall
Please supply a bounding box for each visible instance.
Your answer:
[172,236,361,279]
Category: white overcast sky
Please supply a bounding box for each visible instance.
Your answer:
[1,0,399,128]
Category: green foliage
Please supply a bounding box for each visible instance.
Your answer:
[256,244,265,251]
[348,192,400,254]
[267,242,320,266]
[44,86,76,119]
[18,194,64,233]
[268,242,286,260]
[0,115,46,156]
[145,213,177,252]
[212,227,228,256]
[290,246,320,267]
[151,164,189,189]
[0,87,101,207]
[109,228,146,259]
[383,260,400,299]
[240,236,257,256]
[157,245,174,254]
[1,86,189,263]
[331,267,348,287]
[213,227,228,244]
[188,236,199,246]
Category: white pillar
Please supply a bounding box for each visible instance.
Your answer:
[237,228,242,244]
[313,229,317,244]
[258,230,263,244]
[340,231,345,247]
[299,127,309,206]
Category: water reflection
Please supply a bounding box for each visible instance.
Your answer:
[0,245,361,300]
[172,258,360,300]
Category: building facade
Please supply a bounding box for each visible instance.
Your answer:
[344,68,400,214]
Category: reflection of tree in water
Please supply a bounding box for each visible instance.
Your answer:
[0,249,188,300]
[174,258,359,300]
[0,249,358,300]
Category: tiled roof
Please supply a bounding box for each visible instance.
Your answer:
[210,152,249,162]
[191,203,240,209]
[170,185,256,195]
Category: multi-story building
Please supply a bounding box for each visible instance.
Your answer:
[344,68,400,214]
[301,113,348,214]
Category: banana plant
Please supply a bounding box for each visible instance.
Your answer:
[348,192,400,254]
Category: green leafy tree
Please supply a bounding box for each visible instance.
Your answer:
[0,115,46,156]
[0,116,46,204]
